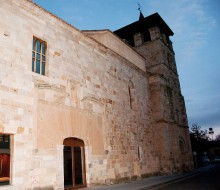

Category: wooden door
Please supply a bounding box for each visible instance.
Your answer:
[63,138,86,189]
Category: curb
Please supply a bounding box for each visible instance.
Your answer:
[84,164,215,190]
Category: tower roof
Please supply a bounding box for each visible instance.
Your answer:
[139,11,145,21]
[114,12,174,38]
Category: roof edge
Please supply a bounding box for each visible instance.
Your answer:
[82,29,146,61]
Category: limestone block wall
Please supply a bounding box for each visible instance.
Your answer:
[0,0,160,189]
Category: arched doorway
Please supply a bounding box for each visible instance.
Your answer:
[63,138,86,189]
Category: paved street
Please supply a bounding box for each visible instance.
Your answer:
[153,163,220,190]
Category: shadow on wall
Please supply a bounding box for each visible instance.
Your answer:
[29,186,54,190]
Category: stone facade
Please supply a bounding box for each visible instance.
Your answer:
[0,0,193,189]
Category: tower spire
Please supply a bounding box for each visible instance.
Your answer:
[137,2,144,21]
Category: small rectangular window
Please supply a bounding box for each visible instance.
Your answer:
[166,87,175,120]
[32,37,47,75]
[0,134,11,186]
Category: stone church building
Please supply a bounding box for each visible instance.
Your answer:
[0,0,193,189]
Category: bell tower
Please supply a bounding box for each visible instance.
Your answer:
[114,12,193,173]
